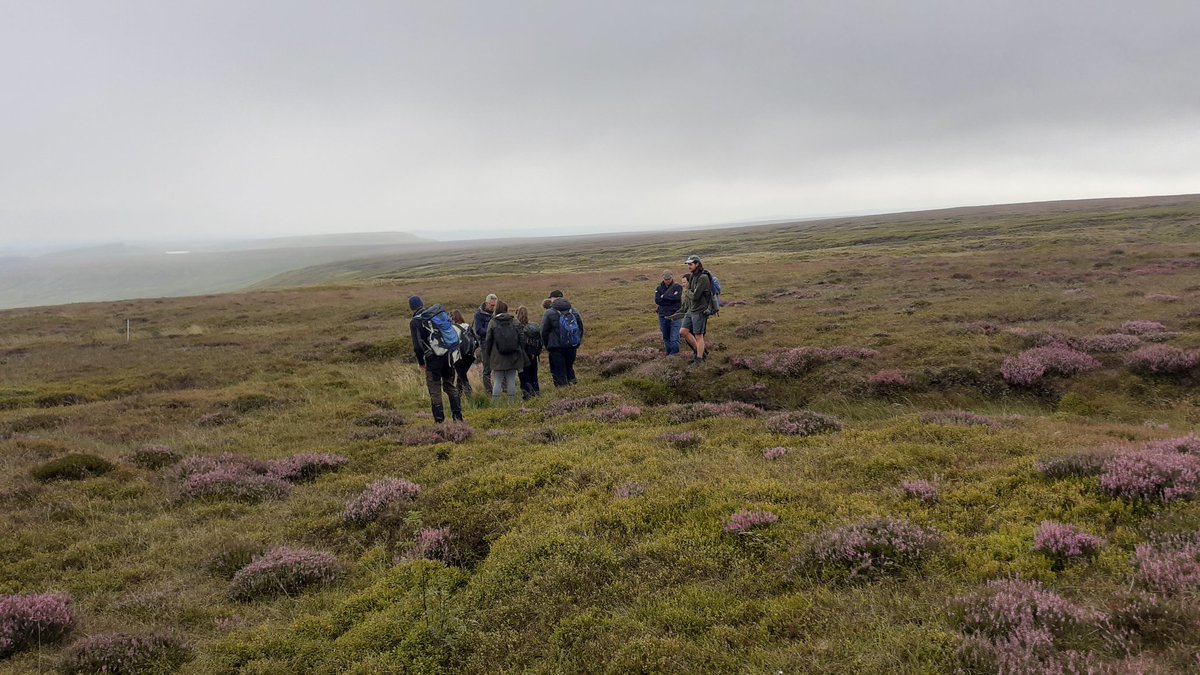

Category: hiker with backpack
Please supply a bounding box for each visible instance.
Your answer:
[473,294,497,394]
[482,301,528,405]
[541,290,584,387]
[449,309,478,397]
[679,255,719,364]
[515,306,542,399]
[408,295,464,423]
[654,270,683,355]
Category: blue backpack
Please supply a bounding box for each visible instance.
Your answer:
[420,305,460,356]
[705,271,722,315]
[557,310,582,348]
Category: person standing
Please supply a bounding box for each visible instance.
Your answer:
[654,270,683,355]
[541,290,584,386]
[408,295,463,422]
[473,294,497,394]
[515,306,542,399]
[482,301,527,405]
[449,309,476,397]
[680,255,714,364]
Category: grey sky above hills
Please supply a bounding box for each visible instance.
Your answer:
[2,1,1198,251]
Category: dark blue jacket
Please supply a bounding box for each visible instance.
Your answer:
[540,298,584,349]
[472,303,493,340]
[654,281,682,317]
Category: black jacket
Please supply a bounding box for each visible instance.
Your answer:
[473,304,493,340]
[654,281,682,317]
[690,270,715,315]
[540,298,584,349]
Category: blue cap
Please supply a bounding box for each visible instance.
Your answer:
[408,295,423,311]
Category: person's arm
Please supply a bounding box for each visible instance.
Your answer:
[654,285,667,307]
[575,310,584,340]
[692,275,712,313]
[667,283,681,304]
[482,323,494,365]
[410,317,425,366]
[541,311,552,346]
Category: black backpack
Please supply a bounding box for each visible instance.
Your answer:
[456,323,479,357]
[523,324,543,357]
[494,321,521,355]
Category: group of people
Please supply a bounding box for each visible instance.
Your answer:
[407,289,584,422]
[408,255,717,424]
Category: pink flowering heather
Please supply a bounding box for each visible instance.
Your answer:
[266,453,348,483]
[583,347,660,366]
[171,453,272,480]
[545,394,623,417]
[766,410,842,437]
[730,346,877,376]
[1000,354,1046,387]
[1120,320,1167,335]
[485,429,511,438]
[400,527,454,564]
[661,431,702,449]
[900,480,939,503]
[1133,533,1200,595]
[228,547,341,601]
[723,509,778,535]
[196,411,236,427]
[177,464,292,503]
[868,369,907,388]
[1036,451,1114,479]
[919,410,1001,428]
[951,580,1108,674]
[1018,344,1102,377]
[0,593,76,658]
[1126,345,1200,375]
[124,444,182,470]
[342,477,421,525]
[1143,434,1200,455]
[808,518,940,579]
[1032,521,1105,565]
[59,632,190,674]
[354,410,406,427]
[594,405,642,422]
[1070,333,1142,353]
[665,401,765,423]
[762,447,790,461]
[402,422,473,446]
[1098,451,1200,502]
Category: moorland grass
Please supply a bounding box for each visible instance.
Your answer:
[1,198,1199,671]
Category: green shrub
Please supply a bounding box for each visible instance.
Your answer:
[31,453,115,482]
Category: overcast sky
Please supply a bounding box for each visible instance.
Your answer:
[2,0,1198,251]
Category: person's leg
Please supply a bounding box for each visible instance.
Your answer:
[441,361,463,421]
[455,357,473,397]
[530,359,540,394]
[548,348,568,387]
[504,369,518,401]
[669,318,682,355]
[491,367,503,404]
[425,365,445,423]
[696,334,706,360]
[659,316,672,354]
[482,360,493,396]
[518,365,532,399]
[691,313,708,361]
[565,346,578,385]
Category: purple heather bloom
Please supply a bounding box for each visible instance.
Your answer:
[1070,333,1142,353]
[59,632,189,674]
[665,401,765,423]
[0,593,76,657]
[1032,521,1105,562]
[342,478,421,525]
[661,431,702,449]
[1000,354,1046,387]
[766,411,842,437]
[919,410,1001,428]
[762,447,790,461]
[228,547,341,600]
[1133,533,1200,595]
[1098,451,1200,503]
[900,480,940,503]
[266,453,348,483]
[402,527,454,564]
[724,509,778,535]
[1120,320,1167,335]
[595,405,642,422]
[545,394,623,417]
[1126,345,1200,375]
[809,518,940,578]
[730,346,877,376]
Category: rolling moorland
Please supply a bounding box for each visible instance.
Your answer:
[2,194,1200,673]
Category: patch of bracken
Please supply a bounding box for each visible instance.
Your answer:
[343,478,421,525]
[124,444,182,470]
[767,410,842,437]
[545,394,623,417]
[266,453,348,483]
[0,593,76,658]
[723,509,778,535]
[665,401,765,423]
[59,633,190,674]
[1126,345,1200,375]
[919,410,1001,428]
[228,547,341,601]
[807,518,940,579]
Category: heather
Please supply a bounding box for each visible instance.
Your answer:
[806,518,940,580]
[723,509,778,535]
[729,345,878,375]
[762,446,789,461]
[0,593,76,658]
[1001,344,1100,386]
[1032,521,1105,567]
[1126,345,1200,375]
[1098,451,1200,502]
[766,410,842,436]
[1120,320,1167,335]
[3,198,1200,672]
[30,453,114,482]
[899,479,939,503]
[401,422,474,445]
[59,632,190,674]
[228,547,342,601]
[124,444,182,470]
[266,452,348,483]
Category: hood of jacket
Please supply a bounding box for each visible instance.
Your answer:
[491,312,515,325]
[550,298,573,312]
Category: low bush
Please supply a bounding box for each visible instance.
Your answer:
[1126,345,1200,376]
[867,368,908,390]
[196,412,237,427]
[766,411,842,437]
[354,409,406,427]
[1143,435,1200,455]
[228,547,341,601]
[59,632,190,674]
[1036,451,1113,479]
[807,518,940,580]
[1071,334,1141,353]
[525,427,564,444]
[593,405,641,422]
[204,541,267,579]
[1000,354,1046,387]
[1032,521,1105,567]
[762,447,790,461]
[399,527,455,564]
[343,478,422,525]
[1133,533,1200,595]
[267,453,348,483]
[723,509,778,535]
[180,468,292,503]
[0,593,76,658]
[899,479,939,503]
[545,394,622,417]
[1002,344,1100,387]
[730,346,877,376]
[661,431,701,449]
[919,410,1000,428]
[402,423,473,446]
[1120,320,1167,335]
[31,453,115,482]
[1098,451,1200,502]
[124,444,182,470]
[664,401,764,423]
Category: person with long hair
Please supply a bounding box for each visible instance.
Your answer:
[449,309,475,396]
[515,306,542,399]
[482,301,528,404]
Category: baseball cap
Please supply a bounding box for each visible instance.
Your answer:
[685,255,701,264]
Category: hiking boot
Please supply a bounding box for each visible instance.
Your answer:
[431,404,445,424]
